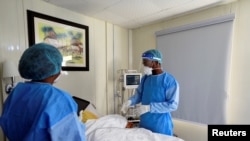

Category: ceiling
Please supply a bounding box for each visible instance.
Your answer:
[43,0,236,29]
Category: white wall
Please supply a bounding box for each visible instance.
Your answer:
[0,0,130,140]
[132,0,250,141]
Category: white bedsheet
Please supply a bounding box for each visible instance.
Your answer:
[85,114,184,141]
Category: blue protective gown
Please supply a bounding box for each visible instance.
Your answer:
[0,82,86,141]
[129,72,179,136]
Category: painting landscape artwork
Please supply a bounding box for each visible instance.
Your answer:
[27,10,89,71]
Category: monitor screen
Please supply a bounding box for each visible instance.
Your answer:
[123,73,142,89]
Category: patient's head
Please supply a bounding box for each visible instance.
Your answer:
[18,43,62,83]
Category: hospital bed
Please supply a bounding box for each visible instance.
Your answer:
[73,96,184,141]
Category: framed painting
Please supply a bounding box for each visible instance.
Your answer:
[27,10,89,71]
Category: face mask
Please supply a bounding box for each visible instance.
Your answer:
[53,73,61,84]
[143,66,153,75]
[53,71,68,84]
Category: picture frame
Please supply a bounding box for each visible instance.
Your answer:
[27,10,89,71]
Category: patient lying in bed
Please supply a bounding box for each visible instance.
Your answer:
[80,111,184,141]
[74,96,184,141]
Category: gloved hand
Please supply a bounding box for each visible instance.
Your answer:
[120,100,132,115]
[136,105,150,116]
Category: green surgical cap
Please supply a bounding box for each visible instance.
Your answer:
[18,43,62,80]
[142,49,162,64]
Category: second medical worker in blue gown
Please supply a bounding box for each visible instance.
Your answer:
[0,43,86,141]
[121,49,179,136]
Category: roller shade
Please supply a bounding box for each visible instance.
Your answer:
[156,14,234,124]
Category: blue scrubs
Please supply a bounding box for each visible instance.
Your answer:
[129,72,179,136]
[0,82,86,141]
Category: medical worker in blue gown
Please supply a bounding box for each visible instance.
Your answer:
[0,43,86,141]
[121,49,179,136]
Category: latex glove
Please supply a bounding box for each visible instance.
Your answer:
[121,100,132,115]
[136,105,150,116]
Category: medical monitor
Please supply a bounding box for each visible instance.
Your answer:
[123,73,142,89]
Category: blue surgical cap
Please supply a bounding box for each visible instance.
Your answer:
[142,49,162,64]
[18,43,62,80]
